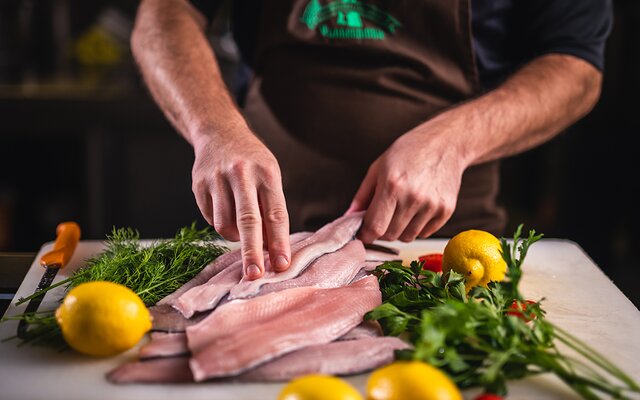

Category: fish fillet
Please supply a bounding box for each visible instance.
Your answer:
[139,332,189,359]
[257,240,366,296]
[107,357,193,384]
[228,212,364,300]
[171,231,313,318]
[156,249,240,307]
[138,319,381,360]
[172,259,243,318]
[188,275,381,381]
[238,337,410,382]
[157,231,312,307]
[338,320,383,341]
[107,336,408,384]
[148,304,208,332]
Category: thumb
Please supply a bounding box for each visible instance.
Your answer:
[345,161,379,215]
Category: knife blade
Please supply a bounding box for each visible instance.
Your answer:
[17,221,81,339]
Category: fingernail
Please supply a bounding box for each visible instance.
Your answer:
[275,255,289,270]
[246,264,261,279]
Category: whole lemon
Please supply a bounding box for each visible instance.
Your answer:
[55,281,152,357]
[441,229,507,292]
[367,361,462,400]
[278,374,363,400]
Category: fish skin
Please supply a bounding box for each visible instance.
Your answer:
[257,240,366,296]
[172,259,243,318]
[228,212,364,300]
[237,337,411,382]
[147,304,208,333]
[188,275,381,381]
[170,231,313,318]
[139,332,189,359]
[107,357,193,384]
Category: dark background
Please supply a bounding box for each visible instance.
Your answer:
[0,0,638,307]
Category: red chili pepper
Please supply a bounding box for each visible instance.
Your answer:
[418,253,443,273]
[506,299,537,322]
[474,394,504,400]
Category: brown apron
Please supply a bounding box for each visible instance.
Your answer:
[241,0,506,236]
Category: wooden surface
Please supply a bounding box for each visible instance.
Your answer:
[1,238,639,400]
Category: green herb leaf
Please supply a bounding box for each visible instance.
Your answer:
[2,223,228,348]
[367,225,639,399]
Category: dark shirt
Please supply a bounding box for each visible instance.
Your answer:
[191,0,613,89]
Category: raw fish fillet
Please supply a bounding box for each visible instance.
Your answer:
[156,248,241,306]
[107,336,408,384]
[138,320,382,360]
[228,212,364,300]
[238,337,410,382]
[107,357,193,384]
[257,240,366,296]
[172,259,243,318]
[187,275,381,381]
[338,320,383,341]
[147,304,207,332]
[139,332,189,359]
[350,268,374,283]
[364,260,389,272]
[171,231,313,317]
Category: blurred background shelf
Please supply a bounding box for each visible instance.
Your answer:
[1,0,638,308]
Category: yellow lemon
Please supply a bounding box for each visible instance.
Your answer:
[55,281,152,357]
[278,374,363,400]
[442,229,507,292]
[366,361,462,400]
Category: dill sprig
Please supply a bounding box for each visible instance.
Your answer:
[2,223,228,348]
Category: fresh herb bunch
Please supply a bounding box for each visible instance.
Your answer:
[2,223,227,348]
[365,225,640,399]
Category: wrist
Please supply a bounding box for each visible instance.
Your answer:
[190,116,252,152]
[411,110,476,173]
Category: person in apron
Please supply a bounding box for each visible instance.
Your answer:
[131,0,608,279]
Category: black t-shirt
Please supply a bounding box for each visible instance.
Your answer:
[191,0,613,89]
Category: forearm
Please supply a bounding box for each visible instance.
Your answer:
[422,54,603,167]
[130,0,247,146]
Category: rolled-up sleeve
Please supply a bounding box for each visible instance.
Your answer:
[520,0,613,71]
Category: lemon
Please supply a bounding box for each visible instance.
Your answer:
[278,374,363,400]
[366,361,462,400]
[55,281,152,357]
[441,229,507,292]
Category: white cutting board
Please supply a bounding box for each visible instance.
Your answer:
[1,238,639,400]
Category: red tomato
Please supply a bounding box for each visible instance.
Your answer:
[474,394,504,400]
[506,300,537,322]
[418,253,443,273]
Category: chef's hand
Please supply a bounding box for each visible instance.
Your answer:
[191,129,291,280]
[346,120,467,243]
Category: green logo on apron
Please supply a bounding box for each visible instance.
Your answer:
[301,0,401,40]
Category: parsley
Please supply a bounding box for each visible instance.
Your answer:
[365,225,640,399]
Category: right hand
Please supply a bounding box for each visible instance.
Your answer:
[191,127,291,280]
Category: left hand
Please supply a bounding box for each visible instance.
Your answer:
[346,121,468,243]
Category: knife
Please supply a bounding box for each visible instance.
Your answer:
[17,221,81,339]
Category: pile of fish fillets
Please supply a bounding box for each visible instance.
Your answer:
[108,212,410,384]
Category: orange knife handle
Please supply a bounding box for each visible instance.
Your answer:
[40,222,81,269]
